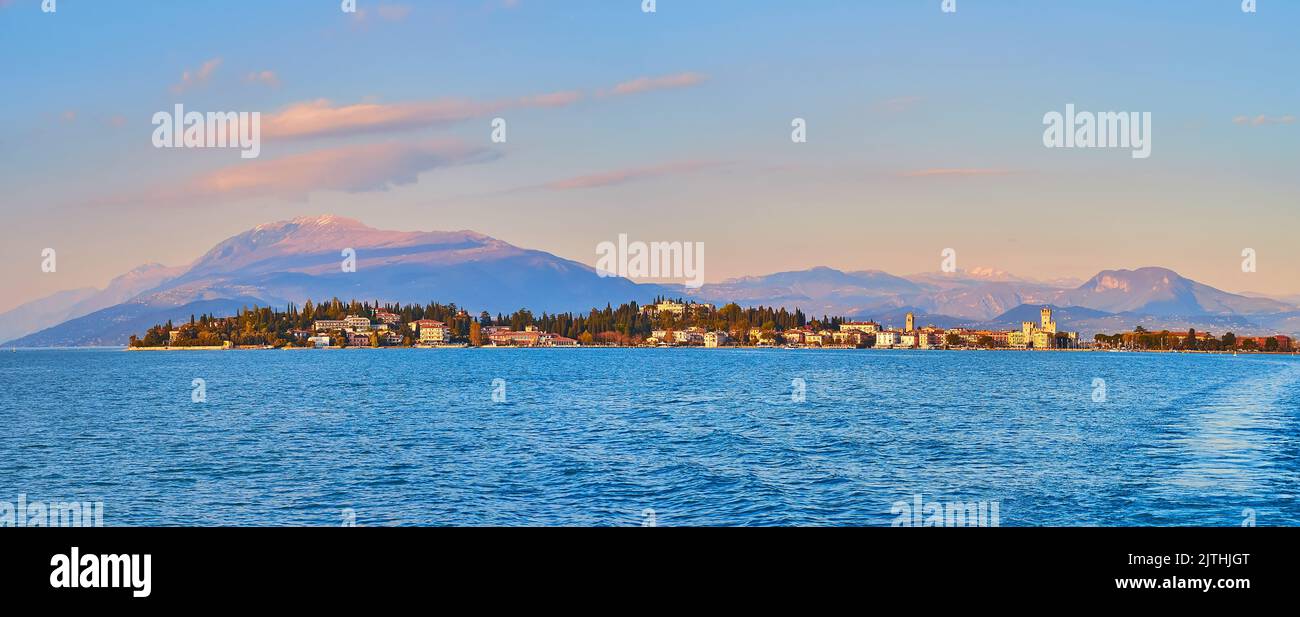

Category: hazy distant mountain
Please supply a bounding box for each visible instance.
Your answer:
[0,287,97,345]
[1059,267,1291,316]
[862,307,967,330]
[1238,290,1300,308]
[5,216,669,347]
[982,304,1114,329]
[694,265,1300,336]
[907,268,1084,289]
[7,219,1299,347]
[6,297,267,348]
[0,262,182,344]
[977,304,1275,339]
[688,266,924,316]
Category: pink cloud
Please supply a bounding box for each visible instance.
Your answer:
[1233,114,1296,126]
[603,72,709,97]
[115,141,498,206]
[262,92,582,140]
[245,70,281,88]
[546,161,721,191]
[171,58,222,94]
[352,3,412,26]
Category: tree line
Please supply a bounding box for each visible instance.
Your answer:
[1093,327,1286,352]
[129,297,818,348]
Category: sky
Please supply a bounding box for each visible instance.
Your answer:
[1,0,1298,313]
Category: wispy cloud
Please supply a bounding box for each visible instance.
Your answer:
[602,72,709,97]
[1233,114,1295,126]
[898,168,1015,178]
[171,58,222,95]
[114,141,497,206]
[262,92,581,140]
[258,71,703,140]
[545,160,721,191]
[351,3,413,26]
[245,70,281,88]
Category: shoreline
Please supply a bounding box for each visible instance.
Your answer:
[83,345,1300,356]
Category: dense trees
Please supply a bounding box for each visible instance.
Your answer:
[1093,329,1287,352]
[130,297,815,348]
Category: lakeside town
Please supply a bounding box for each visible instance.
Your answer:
[127,298,1297,353]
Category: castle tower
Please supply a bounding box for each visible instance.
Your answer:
[1040,307,1056,334]
[905,312,915,332]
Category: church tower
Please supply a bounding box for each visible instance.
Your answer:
[905,312,915,332]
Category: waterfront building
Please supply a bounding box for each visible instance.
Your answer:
[486,328,575,347]
[704,331,731,348]
[917,330,944,349]
[642,301,714,318]
[875,331,901,348]
[748,327,776,345]
[343,316,372,332]
[346,332,372,347]
[312,319,348,332]
[840,321,880,334]
[307,335,331,348]
[832,330,869,347]
[1009,307,1077,349]
[413,320,450,345]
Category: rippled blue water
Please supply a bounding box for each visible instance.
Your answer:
[2,348,1298,526]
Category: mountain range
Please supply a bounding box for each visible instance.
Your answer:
[5,215,1298,347]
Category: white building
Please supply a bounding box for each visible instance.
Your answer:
[344,316,372,332]
[874,331,901,348]
[312,320,347,332]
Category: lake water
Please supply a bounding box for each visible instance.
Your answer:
[2,348,1298,526]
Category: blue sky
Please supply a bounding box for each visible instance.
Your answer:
[1,0,1297,312]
